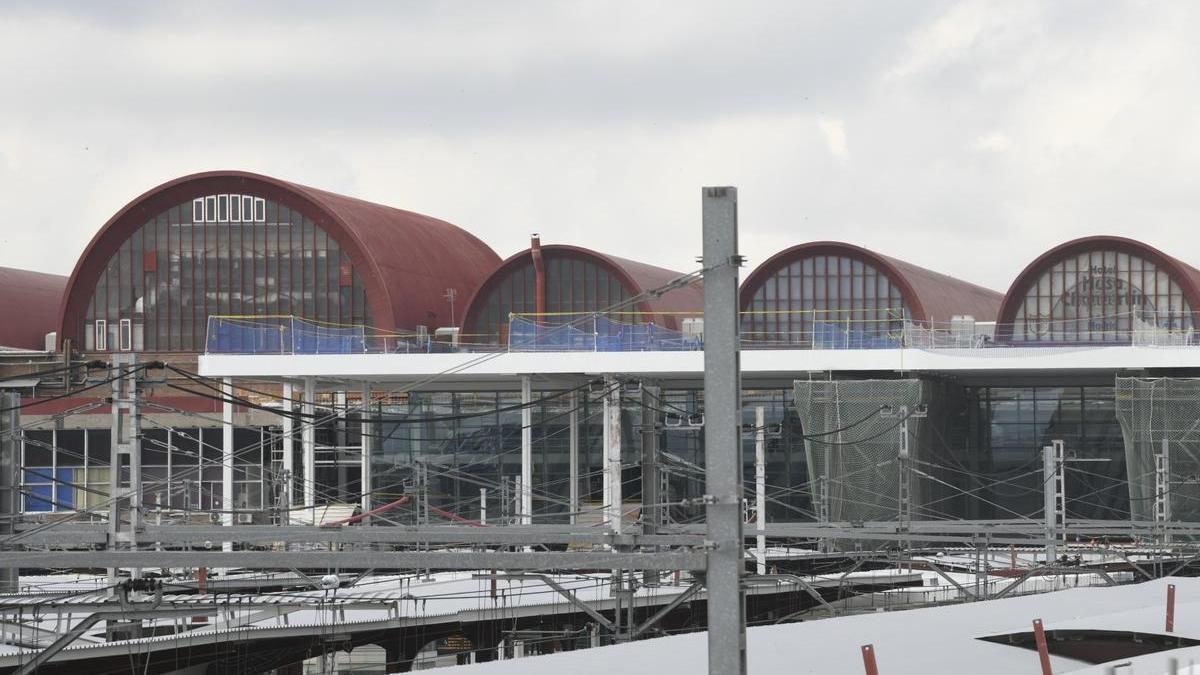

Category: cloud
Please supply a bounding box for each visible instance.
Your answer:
[818,118,849,160]
[2,1,1200,296]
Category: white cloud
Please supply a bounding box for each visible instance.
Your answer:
[818,118,849,160]
[3,1,1200,295]
[973,132,1011,153]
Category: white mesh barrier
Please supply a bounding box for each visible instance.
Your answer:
[1116,377,1200,523]
[792,379,925,524]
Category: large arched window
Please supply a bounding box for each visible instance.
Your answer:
[741,249,911,347]
[82,195,369,352]
[1001,240,1199,343]
[466,256,635,343]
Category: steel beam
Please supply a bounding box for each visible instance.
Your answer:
[0,550,708,571]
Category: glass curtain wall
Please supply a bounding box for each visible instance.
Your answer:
[466,256,637,345]
[369,387,811,525]
[1009,250,1193,342]
[741,254,911,347]
[82,195,370,352]
[957,385,1126,520]
[21,425,276,514]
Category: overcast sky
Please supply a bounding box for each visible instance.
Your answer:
[3,1,1199,293]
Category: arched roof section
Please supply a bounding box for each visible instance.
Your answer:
[57,170,500,347]
[995,235,1200,342]
[461,244,703,335]
[739,241,1002,322]
[0,267,67,350]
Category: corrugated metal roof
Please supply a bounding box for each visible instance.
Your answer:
[57,171,502,347]
[0,266,66,350]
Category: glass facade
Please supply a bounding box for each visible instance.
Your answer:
[741,253,911,347]
[1009,249,1193,342]
[21,425,277,513]
[956,385,1127,520]
[82,195,370,352]
[368,388,811,525]
[466,256,636,345]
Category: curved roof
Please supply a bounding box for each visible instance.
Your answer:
[0,267,67,350]
[995,235,1200,333]
[739,241,1003,322]
[461,244,704,331]
[57,171,501,346]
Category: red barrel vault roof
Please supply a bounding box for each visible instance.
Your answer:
[740,241,1003,322]
[461,244,704,331]
[57,171,501,348]
[0,266,67,350]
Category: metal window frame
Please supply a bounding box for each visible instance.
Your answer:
[192,198,204,223]
[217,194,229,223]
[229,193,241,222]
[94,319,107,351]
[119,318,132,351]
[204,196,217,223]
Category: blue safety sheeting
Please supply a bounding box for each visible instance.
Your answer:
[810,320,901,349]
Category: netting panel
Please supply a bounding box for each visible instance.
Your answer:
[792,379,925,523]
[1115,377,1200,522]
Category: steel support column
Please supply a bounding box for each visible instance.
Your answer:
[569,390,580,525]
[281,381,295,512]
[361,382,372,520]
[222,377,234,551]
[521,375,533,525]
[702,186,746,674]
[302,377,316,515]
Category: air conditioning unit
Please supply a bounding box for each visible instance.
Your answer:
[44,332,56,352]
[237,513,253,524]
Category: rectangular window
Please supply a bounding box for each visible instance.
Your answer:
[204,196,217,222]
[192,199,204,223]
[254,198,266,222]
[95,320,107,351]
[229,194,242,222]
[217,194,229,222]
[243,196,254,222]
[119,318,132,351]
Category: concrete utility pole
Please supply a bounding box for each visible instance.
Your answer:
[603,375,623,535]
[108,354,143,585]
[702,186,746,675]
[1043,444,1058,564]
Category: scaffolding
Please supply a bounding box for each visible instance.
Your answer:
[792,379,926,526]
[1116,377,1200,525]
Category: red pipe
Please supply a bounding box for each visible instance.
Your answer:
[1032,619,1052,675]
[428,504,486,527]
[531,235,547,317]
[1167,583,1177,632]
[326,495,411,527]
[861,644,879,675]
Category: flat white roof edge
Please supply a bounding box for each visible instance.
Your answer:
[197,345,1200,381]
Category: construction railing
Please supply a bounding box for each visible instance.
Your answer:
[204,310,1200,355]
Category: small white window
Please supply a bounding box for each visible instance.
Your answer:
[192,199,204,223]
[254,198,266,222]
[217,195,229,222]
[204,196,217,222]
[119,319,132,351]
[95,320,107,351]
[229,194,241,222]
[242,196,254,222]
